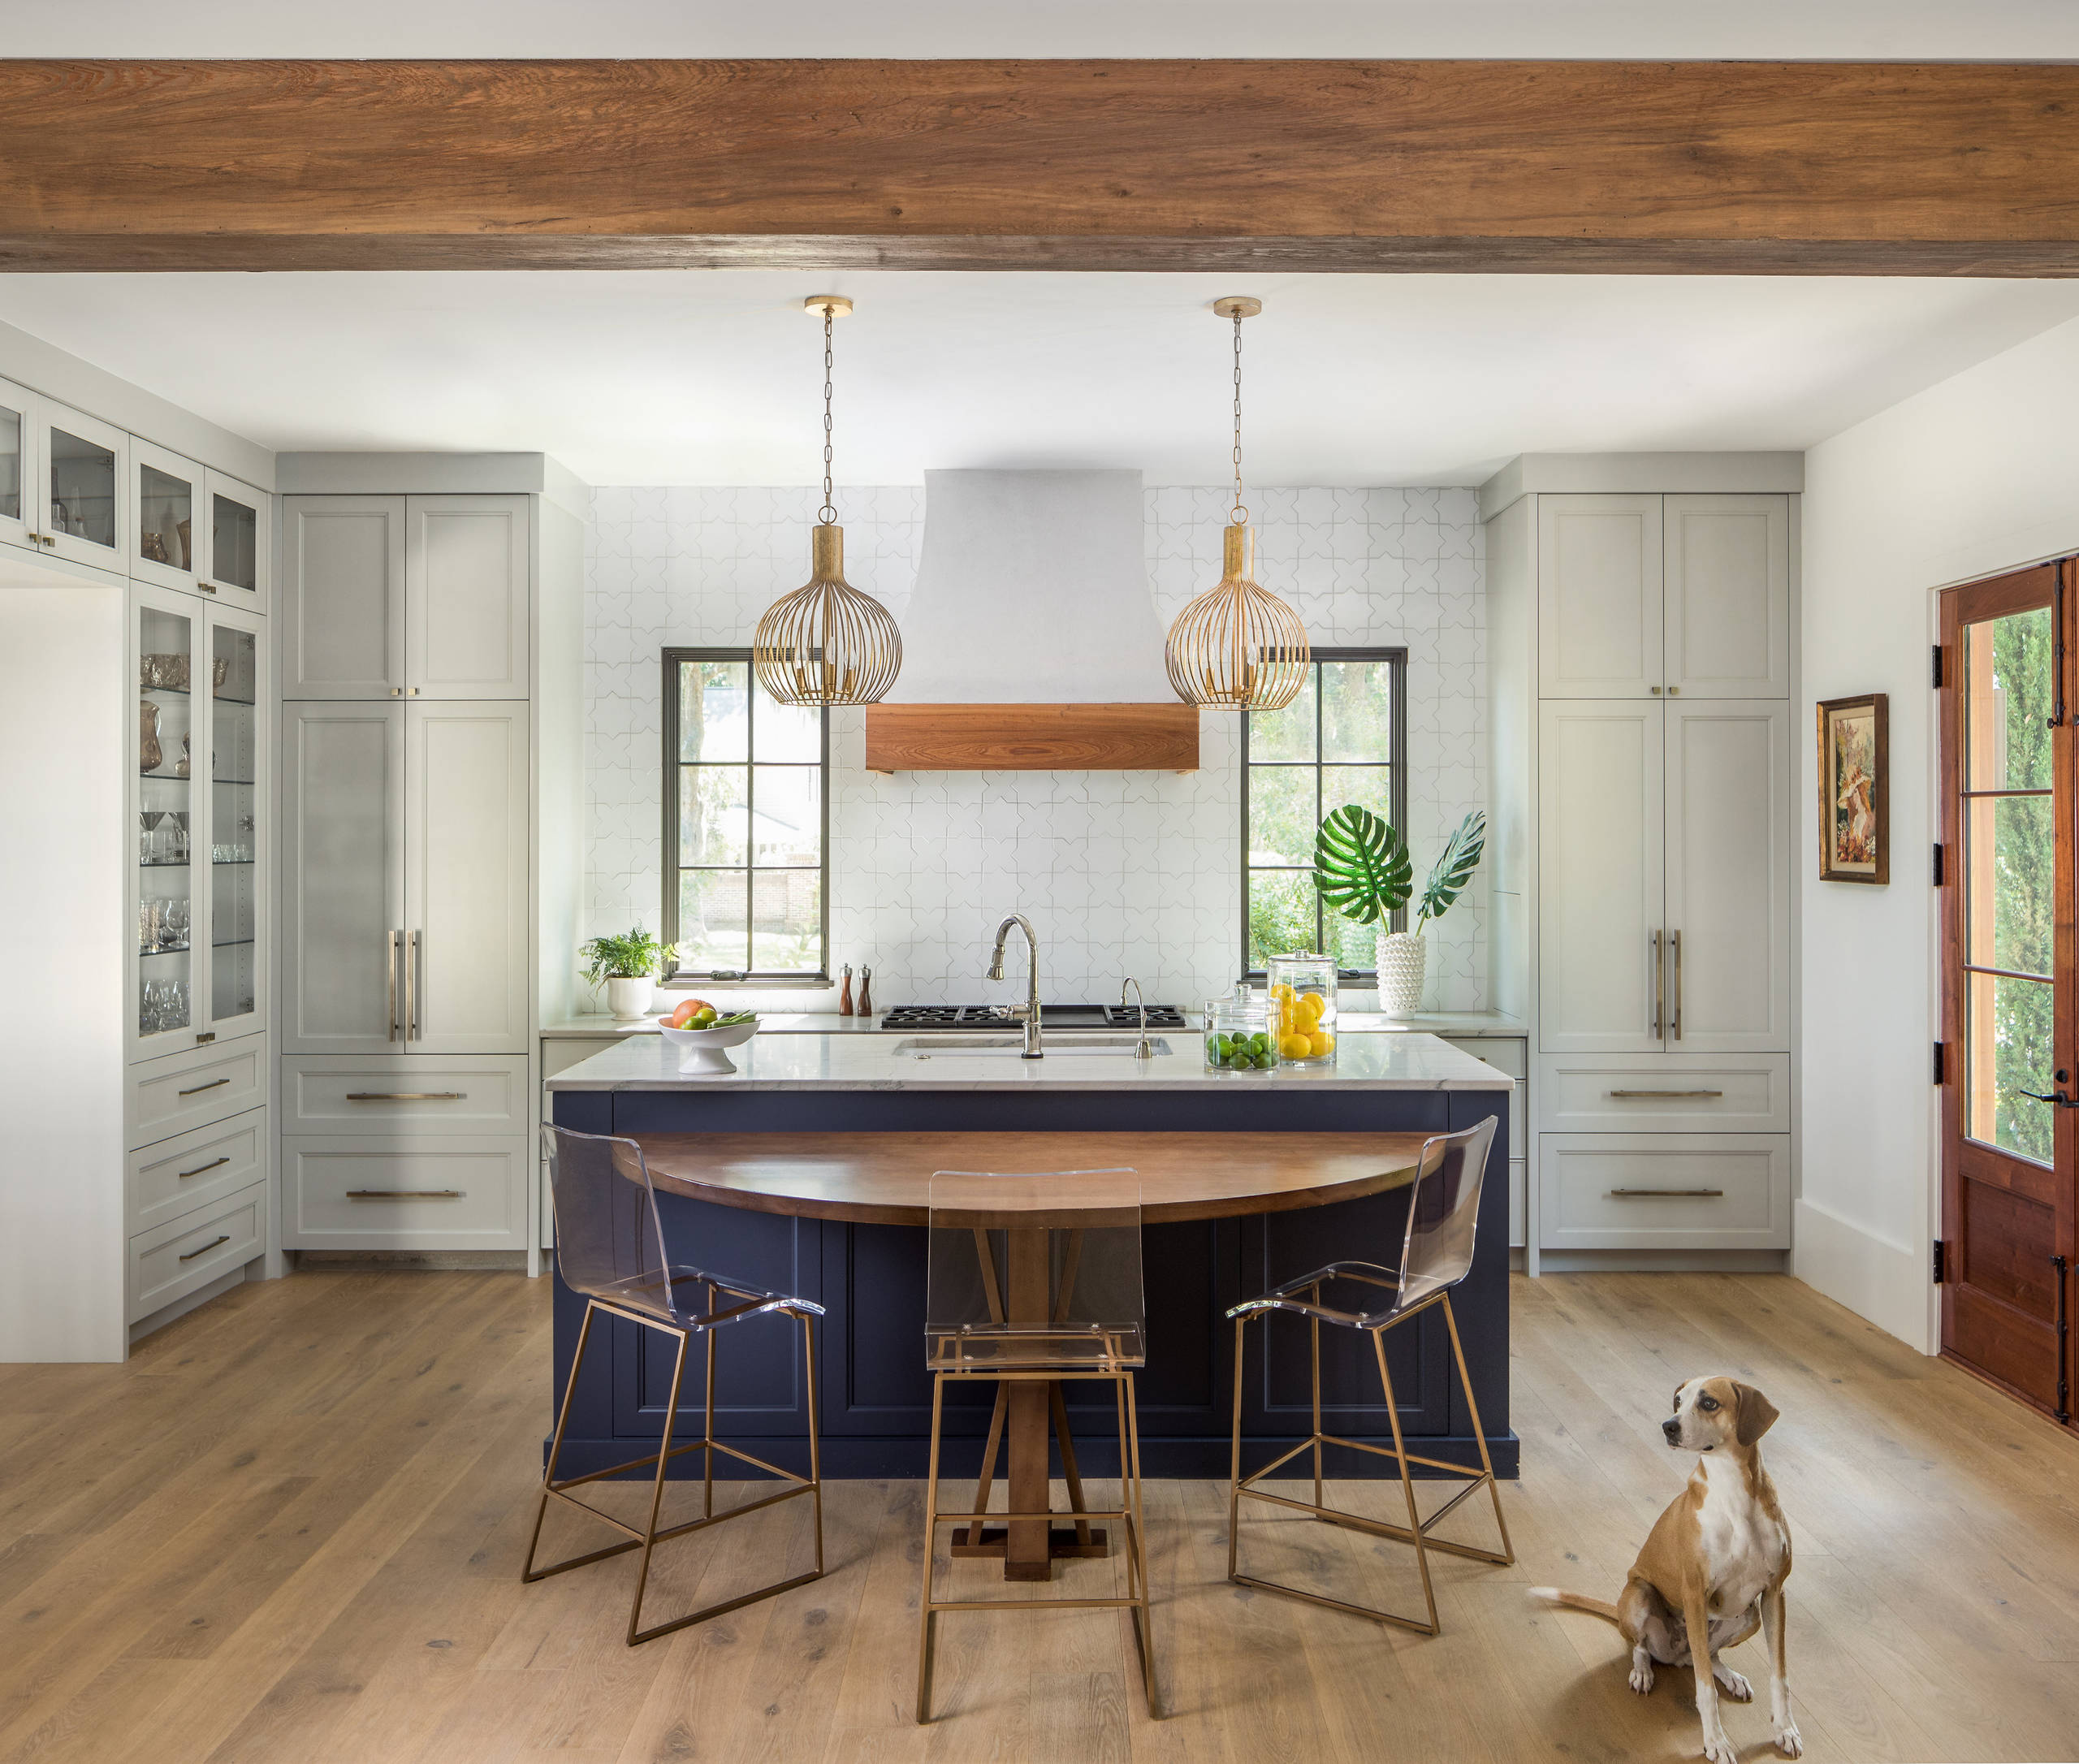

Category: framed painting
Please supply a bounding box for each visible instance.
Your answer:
[1817,693,1888,884]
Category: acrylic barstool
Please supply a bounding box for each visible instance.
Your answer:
[1225,1116,1513,1636]
[525,1124,825,1645]
[916,1168,1157,1722]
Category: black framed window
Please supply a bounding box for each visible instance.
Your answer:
[662,649,829,982]
[1242,647,1407,975]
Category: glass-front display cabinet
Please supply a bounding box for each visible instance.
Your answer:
[0,374,26,554]
[131,584,266,1060]
[41,401,127,574]
[131,442,269,611]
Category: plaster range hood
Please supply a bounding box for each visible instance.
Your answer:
[863,468,1199,772]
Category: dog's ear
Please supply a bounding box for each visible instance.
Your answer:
[1732,1382,1779,1446]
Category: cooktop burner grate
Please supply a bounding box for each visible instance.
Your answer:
[878,1002,1188,1031]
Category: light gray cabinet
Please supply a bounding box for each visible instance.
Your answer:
[1537,494,1662,698]
[282,495,407,698]
[1664,495,1788,699]
[407,496,530,698]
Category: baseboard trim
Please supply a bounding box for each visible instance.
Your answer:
[1790,1198,1934,1353]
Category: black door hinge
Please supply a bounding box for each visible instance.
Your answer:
[1932,644,1944,689]
[1933,1240,1947,1285]
[1934,1041,1947,1085]
[1933,843,1945,886]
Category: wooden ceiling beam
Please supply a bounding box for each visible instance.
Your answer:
[5,58,2077,274]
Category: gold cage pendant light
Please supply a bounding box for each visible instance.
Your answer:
[1165,296,1310,712]
[754,296,903,707]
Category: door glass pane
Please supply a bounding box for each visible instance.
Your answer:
[752,764,820,867]
[1247,869,1318,971]
[211,625,259,1021]
[1964,795,2053,977]
[139,604,194,1036]
[1965,970,2055,1164]
[51,426,117,551]
[1247,765,1316,866]
[678,659,747,763]
[0,400,19,521]
[1964,606,2051,791]
[211,491,258,591]
[140,463,194,573]
[678,869,748,974]
[680,765,747,866]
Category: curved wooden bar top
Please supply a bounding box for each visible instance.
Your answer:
[633,1130,1434,1227]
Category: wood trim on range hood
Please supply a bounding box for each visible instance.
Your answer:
[863,703,1199,772]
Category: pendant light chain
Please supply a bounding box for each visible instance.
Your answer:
[1230,307,1248,526]
[818,300,838,526]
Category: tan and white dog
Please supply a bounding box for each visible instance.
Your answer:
[1532,1376,1801,1763]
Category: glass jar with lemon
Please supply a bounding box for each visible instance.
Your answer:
[1265,953,1338,1065]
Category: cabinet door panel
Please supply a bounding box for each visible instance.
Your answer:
[1537,495,1663,698]
[1539,700,1665,1052]
[282,495,406,698]
[40,400,128,573]
[1664,495,1789,698]
[1666,702,1790,1050]
[202,470,270,613]
[282,703,406,1053]
[202,603,268,1041]
[406,495,529,698]
[405,703,529,1053]
[0,374,31,554]
[128,438,204,594]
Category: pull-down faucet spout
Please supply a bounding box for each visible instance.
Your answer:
[988,914,1044,1059]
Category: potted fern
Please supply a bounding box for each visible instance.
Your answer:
[580,926,676,1023]
[1312,806,1485,1017]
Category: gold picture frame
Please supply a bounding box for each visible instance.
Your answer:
[1817,693,1887,884]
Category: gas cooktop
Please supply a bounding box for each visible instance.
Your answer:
[879,1002,1187,1031]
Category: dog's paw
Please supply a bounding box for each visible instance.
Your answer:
[1712,1662,1753,1701]
[1773,1719,1804,1758]
[1701,1732,1739,1764]
[1629,1650,1655,1694]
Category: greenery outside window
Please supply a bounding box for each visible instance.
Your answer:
[663,649,829,982]
[1243,648,1407,975]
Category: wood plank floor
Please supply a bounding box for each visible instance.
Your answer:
[3,1269,2077,1763]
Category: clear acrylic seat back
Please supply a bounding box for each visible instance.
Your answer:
[1392,1115,1496,1316]
[541,1123,678,1325]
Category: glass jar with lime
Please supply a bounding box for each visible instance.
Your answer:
[1203,989,1280,1072]
[1266,952,1338,1065]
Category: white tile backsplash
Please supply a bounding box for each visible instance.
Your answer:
[583,486,1485,1014]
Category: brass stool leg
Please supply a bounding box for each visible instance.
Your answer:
[522,1299,599,1583]
[627,1327,693,1645]
[1226,1314,1246,1581]
[916,1371,946,1723]
[1370,1325,1439,1636]
[803,1312,825,1577]
[1311,1282,1325,1515]
[1441,1293,1514,1564]
[1124,1369,1158,1718]
[703,1283,718,1520]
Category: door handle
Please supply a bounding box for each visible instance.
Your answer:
[1671,930,1683,1041]
[1651,931,1663,1039]
[387,929,402,1041]
[2015,1088,2079,1109]
[407,930,421,1040]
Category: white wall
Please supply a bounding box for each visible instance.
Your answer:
[585,485,1488,1012]
[1799,313,2079,1351]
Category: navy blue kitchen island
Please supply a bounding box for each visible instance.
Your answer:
[546,1031,1515,1492]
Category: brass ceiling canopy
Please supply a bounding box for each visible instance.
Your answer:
[1165,295,1310,712]
[753,294,902,707]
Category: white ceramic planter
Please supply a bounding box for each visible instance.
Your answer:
[606,975,656,1023]
[1375,931,1426,1017]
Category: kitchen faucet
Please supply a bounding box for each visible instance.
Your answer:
[1120,978,1156,1060]
[987,914,1044,1059]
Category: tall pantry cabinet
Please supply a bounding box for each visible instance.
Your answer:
[1487,473,1797,1269]
[277,471,584,1273]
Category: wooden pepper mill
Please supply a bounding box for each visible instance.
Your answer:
[837,963,854,1016]
[856,966,873,1020]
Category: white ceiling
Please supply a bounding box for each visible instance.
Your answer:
[3,271,2077,487]
[6,0,2078,58]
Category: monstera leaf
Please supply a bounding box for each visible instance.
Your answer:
[1416,810,1486,928]
[1312,805,1413,927]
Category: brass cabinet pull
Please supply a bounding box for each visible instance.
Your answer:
[177,1076,231,1096]
[344,1189,465,1200]
[1607,1088,1725,1100]
[1671,929,1684,1040]
[198,581,218,594]
[1650,930,1663,1039]
[178,1234,231,1260]
[407,930,420,1040]
[344,1092,465,1101]
[1607,1187,1725,1199]
[387,929,401,1041]
[177,1155,232,1179]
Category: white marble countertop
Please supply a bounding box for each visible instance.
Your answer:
[547,1027,1514,1092]
[540,1008,1528,1040]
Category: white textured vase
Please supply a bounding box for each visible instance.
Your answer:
[606,975,655,1023]
[1375,932,1427,1018]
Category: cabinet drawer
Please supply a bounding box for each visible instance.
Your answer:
[130,1106,267,1234]
[129,1035,267,1148]
[284,1055,529,1135]
[130,1182,266,1323]
[1537,1054,1788,1134]
[283,1135,526,1249]
[1541,1134,1789,1250]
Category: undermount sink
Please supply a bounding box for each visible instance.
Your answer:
[892,1035,1173,1059]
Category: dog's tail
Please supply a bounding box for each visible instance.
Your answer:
[1528,1587,1621,1624]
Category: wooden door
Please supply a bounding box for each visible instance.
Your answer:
[281,701,406,1053]
[1663,494,1790,698]
[1939,561,2076,1426]
[404,701,530,1053]
[281,495,406,699]
[1539,699,1666,1053]
[1665,700,1791,1051]
[405,495,530,699]
[1536,494,1663,698]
